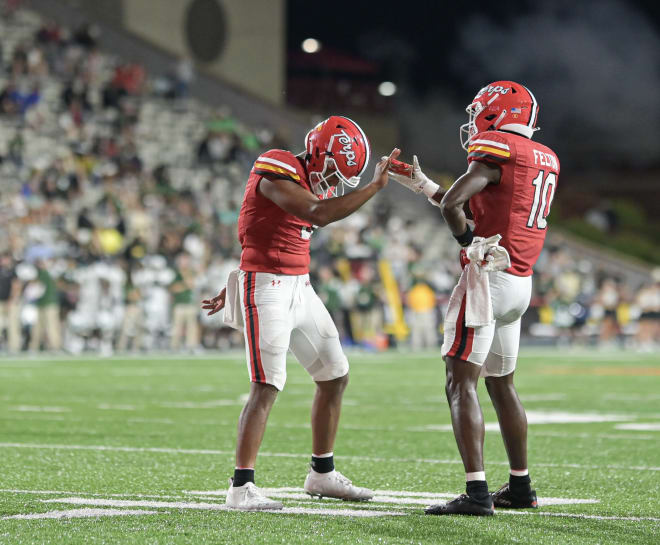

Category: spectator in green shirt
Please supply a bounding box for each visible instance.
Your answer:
[29,261,61,351]
[169,252,199,351]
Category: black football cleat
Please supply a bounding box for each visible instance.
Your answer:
[491,483,538,509]
[425,494,494,516]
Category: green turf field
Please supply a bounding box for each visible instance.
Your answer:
[1,350,658,544]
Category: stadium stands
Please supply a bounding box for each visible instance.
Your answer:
[0,4,657,355]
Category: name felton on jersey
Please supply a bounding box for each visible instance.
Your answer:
[467,131,560,276]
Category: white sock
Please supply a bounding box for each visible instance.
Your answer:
[312,452,333,458]
[466,471,486,482]
[510,469,529,477]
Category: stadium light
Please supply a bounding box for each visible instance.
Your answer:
[378,81,397,97]
[301,38,321,54]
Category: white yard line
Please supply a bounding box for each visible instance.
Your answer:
[0,352,247,365]
[415,426,658,441]
[2,487,600,508]
[1,442,658,472]
[8,406,71,413]
[2,508,159,520]
[534,431,657,441]
[159,400,241,409]
[615,423,660,431]
[186,488,599,507]
[38,496,658,522]
[127,417,176,425]
[0,488,188,500]
[42,498,402,517]
[603,394,660,401]
[10,487,656,522]
[1,414,68,421]
[519,394,567,401]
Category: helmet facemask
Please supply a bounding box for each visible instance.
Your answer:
[309,155,360,198]
[460,101,483,150]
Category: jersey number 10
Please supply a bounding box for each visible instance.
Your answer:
[527,170,557,230]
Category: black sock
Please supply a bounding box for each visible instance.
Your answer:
[466,480,491,504]
[509,474,532,495]
[233,468,255,487]
[311,455,334,474]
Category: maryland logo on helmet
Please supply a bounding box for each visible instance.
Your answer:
[460,81,539,150]
[304,116,371,197]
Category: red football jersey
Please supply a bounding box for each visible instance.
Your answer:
[467,131,560,276]
[238,149,314,275]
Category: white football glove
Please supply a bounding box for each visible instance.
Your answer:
[387,155,440,199]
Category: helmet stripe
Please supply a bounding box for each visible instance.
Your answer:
[340,115,371,176]
[522,85,538,128]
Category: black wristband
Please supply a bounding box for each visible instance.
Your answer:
[453,225,474,247]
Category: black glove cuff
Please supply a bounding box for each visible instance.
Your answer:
[453,226,474,247]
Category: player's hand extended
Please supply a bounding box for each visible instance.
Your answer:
[387,155,433,194]
[201,287,226,316]
[370,148,400,189]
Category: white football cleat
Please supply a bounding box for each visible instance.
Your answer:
[303,469,374,501]
[225,479,283,511]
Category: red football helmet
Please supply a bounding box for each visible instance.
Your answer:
[460,81,539,150]
[304,116,371,197]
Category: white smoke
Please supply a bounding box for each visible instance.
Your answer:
[451,0,660,167]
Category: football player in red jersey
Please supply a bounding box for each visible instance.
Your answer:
[390,81,559,516]
[202,116,400,510]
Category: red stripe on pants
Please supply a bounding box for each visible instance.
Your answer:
[249,273,266,382]
[447,294,466,357]
[461,326,475,360]
[243,274,256,381]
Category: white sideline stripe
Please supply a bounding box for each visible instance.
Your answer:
[256,156,297,173]
[1,442,658,472]
[9,405,71,413]
[470,139,510,150]
[2,508,159,520]
[186,488,598,507]
[42,498,402,518]
[615,423,660,431]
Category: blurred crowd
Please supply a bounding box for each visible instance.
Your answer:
[0,5,658,356]
[532,249,660,351]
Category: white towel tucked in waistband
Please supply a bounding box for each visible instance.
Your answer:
[222,269,244,332]
[461,235,511,328]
